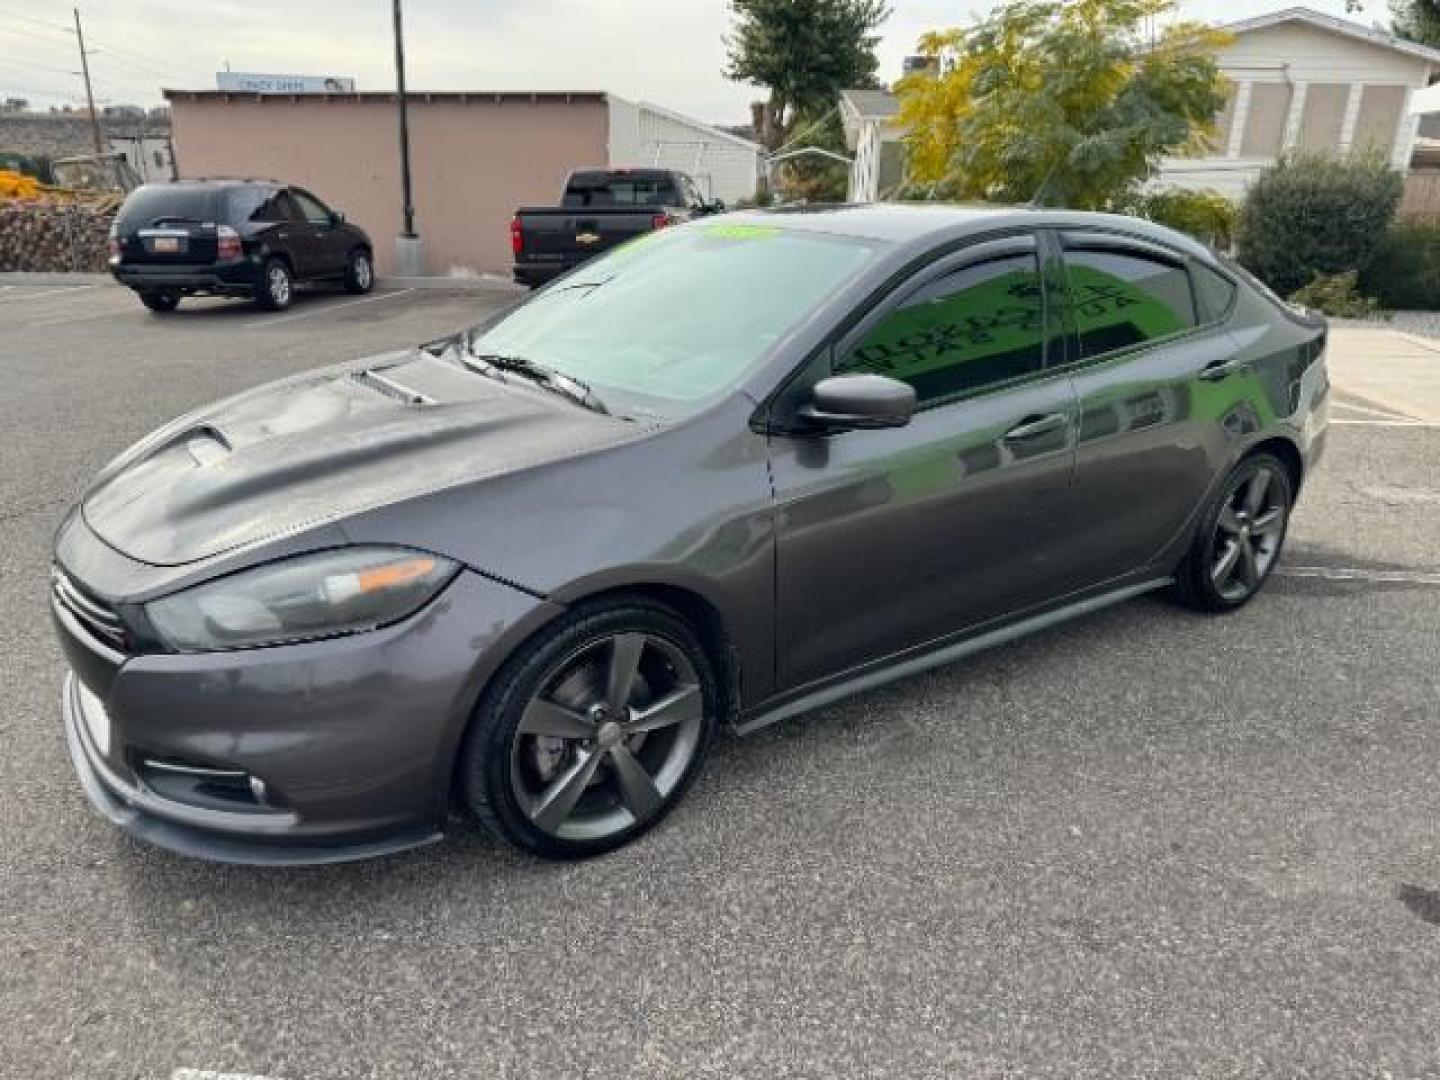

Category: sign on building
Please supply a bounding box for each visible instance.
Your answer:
[215,73,356,94]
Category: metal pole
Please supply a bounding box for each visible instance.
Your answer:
[73,7,104,156]
[392,0,416,238]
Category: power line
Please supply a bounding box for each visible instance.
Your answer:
[0,55,76,77]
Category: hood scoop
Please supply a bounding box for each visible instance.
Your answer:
[82,349,625,566]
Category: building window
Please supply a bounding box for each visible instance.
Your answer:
[1241,82,1294,157]
[1204,83,1238,156]
[1352,84,1407,156]
[1298,83,1349,153]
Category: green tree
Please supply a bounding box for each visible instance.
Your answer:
[896,0,1230,209]
[725,0,890,151]
[775,108,851,201]
[1392,0,1440,47]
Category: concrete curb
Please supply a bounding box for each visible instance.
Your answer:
[0,271,112,285]
[0,271,523,293]
[381,276,523,293]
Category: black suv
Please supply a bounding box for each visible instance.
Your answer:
[108,179,374,313]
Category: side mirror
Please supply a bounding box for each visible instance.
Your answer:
[330,209,346,225]
[798,374,916,432]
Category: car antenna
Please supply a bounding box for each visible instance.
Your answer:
[1026,157,1066,209]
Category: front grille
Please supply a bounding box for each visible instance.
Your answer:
[52,568,128,652]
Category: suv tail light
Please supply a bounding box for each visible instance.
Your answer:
[216,225,242,262]
[652,213,674,231]
[510,216,523,256]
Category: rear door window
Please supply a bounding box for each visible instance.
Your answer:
[1062,248,1198,359]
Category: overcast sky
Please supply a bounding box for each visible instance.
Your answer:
[1,0,1385,125]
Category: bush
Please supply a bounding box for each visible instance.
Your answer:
[1118,187,1237,248]
[1360,219,1440,311]
[1236,153,1402,296]
[1288,271,1382,318]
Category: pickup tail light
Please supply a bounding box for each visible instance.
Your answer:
[652,213,674,231]
[216,225,242,262]
[510,216,523,256]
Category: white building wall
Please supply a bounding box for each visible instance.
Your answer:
[1157,20,1433,199]
[606,96,760,206]
[605,95,643,170]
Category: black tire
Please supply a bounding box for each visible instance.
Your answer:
[255,256,294,311]
[459,597,719,859]
[343,247,375,294]
[1168,452,1294,613]
[138,290,179,313]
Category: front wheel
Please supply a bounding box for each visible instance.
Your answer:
[255,257,293,311]
[459,599,718,859]
[1169,452,1293,612]
[343,248,374,294]
[138,290,179,313]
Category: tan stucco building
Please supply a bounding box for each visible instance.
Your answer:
[165,90,760,276]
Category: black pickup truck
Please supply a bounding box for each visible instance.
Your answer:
[511,168,723,287]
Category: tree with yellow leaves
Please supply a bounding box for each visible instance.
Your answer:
[896,0,1231,209]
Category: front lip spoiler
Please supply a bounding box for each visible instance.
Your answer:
[61,672,444,867]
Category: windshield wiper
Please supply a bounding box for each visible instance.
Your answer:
[453,337,608,415]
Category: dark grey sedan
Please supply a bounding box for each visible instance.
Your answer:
[51,205,1328,864]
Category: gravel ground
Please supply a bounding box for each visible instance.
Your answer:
[2,284,1439,1080]
[1331,310,1440,339]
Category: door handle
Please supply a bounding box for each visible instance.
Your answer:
[1003,412,1069,441]
[1198,358,1246,381]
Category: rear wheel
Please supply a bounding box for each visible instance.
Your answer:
[1169,452,1293,612]
[343,248,374,294]
[138,290,179,313]
[459,599,718,859]
[255,257,293,311]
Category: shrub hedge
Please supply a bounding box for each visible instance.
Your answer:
[1360,219,1440,311]
[1236,153,1402,296]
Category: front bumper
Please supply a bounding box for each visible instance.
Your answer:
[54,565,558,865]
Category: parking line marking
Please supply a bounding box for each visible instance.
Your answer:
[0,284,97,305]
[1331,418,1440,429]
[1334,400,1419,421]
[244,288,417,329]
[171,1071,286,1080]
[1277,565,1440,586]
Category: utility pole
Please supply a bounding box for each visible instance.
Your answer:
[72,7,104,156]
[391,0,421,275]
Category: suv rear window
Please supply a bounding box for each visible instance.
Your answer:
[562,172,678,208]
[116,185,221,230]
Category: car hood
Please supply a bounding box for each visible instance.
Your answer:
[81,348,637,566]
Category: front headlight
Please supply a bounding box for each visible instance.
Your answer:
[146,547,459,653]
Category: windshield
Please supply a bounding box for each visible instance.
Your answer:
[469,222,881,417]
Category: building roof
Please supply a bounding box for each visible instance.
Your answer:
[632,100,763,152]
[1222,6,1440,64]
[839,88,900,122]
[163,89,610,105]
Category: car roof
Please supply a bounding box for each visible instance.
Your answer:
[723,202,1214,260]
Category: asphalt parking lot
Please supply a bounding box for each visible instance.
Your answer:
[2,282,1439,1079]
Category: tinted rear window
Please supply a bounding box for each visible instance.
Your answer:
[562,172,678,208]
[116,186,221,230]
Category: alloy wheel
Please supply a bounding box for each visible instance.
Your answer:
[1211,465,1287,602]
[509,632,704,841]
[353,253,372,290]
[268,263,292,307]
